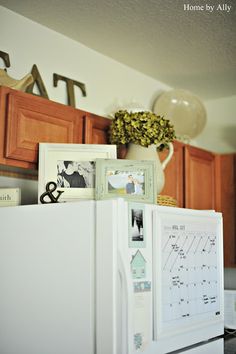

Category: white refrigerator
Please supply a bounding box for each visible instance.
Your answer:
[0,199,224,354]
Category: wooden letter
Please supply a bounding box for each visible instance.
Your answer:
[26,64,49,99]
[0,50,10,68]
[53,73,86,108]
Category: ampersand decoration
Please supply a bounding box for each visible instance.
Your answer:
[40,181,64,204]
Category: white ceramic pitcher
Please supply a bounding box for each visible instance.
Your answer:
[125,142,174,195]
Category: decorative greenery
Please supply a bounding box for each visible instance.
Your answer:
[109,110,176,148]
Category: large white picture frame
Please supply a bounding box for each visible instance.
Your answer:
[38,143,117,203]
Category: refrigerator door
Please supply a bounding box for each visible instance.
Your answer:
[0,201,95,354]
[96,200,155,354]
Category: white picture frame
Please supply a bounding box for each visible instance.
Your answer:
[38,143,117,203]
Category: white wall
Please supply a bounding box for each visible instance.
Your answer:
[194,95,236,153]
[0,6,170,116]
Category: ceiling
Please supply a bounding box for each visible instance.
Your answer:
[1,0,236,100]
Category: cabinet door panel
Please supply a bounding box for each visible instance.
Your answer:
[84,113,111,144]
[215,154,236,267]
[185,145,216,210]
[159,141,184,207]
[3,89,83,168]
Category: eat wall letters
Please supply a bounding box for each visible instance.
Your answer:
[0,50,87,108]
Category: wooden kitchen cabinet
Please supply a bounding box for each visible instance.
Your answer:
[160,142,216,210]
[0,87,111,170]
[184,145,216,210]
[215,154,236,267]
[84,112,111,144]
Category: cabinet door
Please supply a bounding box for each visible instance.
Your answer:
[185,145,216,210]
[84,113,111,144]
[215,154,236,267]
[159,141,184,207]
[0,87,84,170]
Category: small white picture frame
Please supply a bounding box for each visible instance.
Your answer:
[95,159,157,204]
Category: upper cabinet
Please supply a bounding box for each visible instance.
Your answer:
[0,87,111,170]
[84,112,111,144]
[160,141,216,209]
[184,145,216,210]
[215,154,236,267]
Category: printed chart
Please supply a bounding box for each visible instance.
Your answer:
[161,221,220,325]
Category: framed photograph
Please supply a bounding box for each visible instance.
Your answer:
[95,159,157,204]
[38,143,117,203]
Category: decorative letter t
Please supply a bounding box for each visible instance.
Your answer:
[53,73,87,108]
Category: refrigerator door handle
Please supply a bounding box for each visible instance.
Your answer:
[118,252,133,354]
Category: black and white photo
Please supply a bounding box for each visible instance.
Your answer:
[57,160,95,188]
[131,208,144,242]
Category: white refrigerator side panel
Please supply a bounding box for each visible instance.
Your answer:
[0,202,95,354]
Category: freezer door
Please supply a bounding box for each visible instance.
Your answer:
[0,201,95,354]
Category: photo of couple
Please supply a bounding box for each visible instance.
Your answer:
[57,160,95,188]
[125,175,143,195]
[107,171,145,196]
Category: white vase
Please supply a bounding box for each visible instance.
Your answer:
[125,142,174,195]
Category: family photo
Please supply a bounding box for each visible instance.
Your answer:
[107,170,145,195]
[57,160,95,188]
